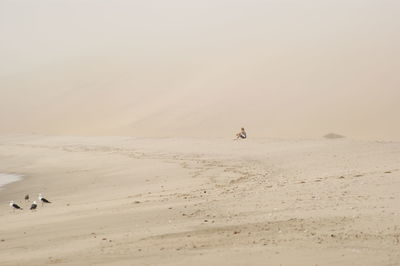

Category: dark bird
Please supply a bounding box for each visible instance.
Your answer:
[9,201,23,211]
[30,201,38,210]
[38,193,51,205]
[24,194,29,201]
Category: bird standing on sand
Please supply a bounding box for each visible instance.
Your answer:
[30,201,38,210]
[9,201,23,211]
[25,194,29,201]
[38,193,51,206]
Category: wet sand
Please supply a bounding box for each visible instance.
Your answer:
[0,173,22,189]
[0,135,399,265]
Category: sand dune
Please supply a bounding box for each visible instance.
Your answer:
[1,1,400,140]
[0,135,399,265]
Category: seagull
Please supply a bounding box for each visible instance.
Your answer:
[24,194,29,201]
[9,201,23,211]
[38,193,51,206]
[30,201,38,210]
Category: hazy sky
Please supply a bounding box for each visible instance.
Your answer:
[1,0,399,139]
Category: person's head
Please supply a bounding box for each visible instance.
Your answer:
[241,127,245,131]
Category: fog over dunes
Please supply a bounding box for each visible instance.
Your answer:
[1,0,399,140]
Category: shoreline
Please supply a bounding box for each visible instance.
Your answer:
[0,173,23,190]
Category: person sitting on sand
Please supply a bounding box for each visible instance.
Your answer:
[235,128,247,140]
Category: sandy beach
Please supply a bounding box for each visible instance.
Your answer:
[0,135,399,265]
[2,1,400,265]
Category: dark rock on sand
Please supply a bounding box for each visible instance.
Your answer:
[323,133,345,139]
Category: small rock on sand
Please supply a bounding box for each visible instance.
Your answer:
[323,133,345,139]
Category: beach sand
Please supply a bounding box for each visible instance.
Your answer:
[0,135,399,265]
